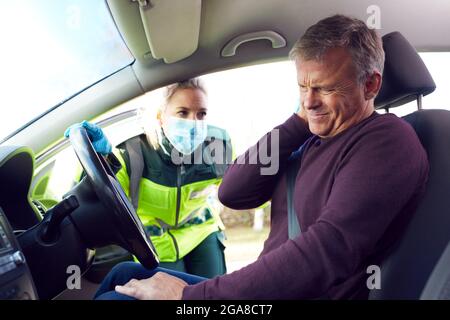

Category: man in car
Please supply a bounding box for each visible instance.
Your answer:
[94,14,429,300]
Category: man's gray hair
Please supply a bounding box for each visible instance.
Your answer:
[289,14,385,84]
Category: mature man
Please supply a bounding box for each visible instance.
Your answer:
[95,14,429,300]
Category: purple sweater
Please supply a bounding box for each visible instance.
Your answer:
[182,112,429,299]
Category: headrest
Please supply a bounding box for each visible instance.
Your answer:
[374,32,436,109]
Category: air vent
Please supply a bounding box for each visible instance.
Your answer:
[32,200,47,217]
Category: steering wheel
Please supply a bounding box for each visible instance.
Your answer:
[68,126,159,269]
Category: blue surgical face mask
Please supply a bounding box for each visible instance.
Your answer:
[163,116,207,155]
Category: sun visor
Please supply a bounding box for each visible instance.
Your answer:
[134,0,202,64]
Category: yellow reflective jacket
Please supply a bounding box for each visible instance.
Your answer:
[113,125,232,262]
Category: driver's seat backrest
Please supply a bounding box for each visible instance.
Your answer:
[368,32,450,299]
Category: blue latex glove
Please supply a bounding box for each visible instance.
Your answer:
[64,120,112,155]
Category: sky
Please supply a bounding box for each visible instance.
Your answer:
[0,0,132,141]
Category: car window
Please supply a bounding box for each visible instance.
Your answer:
[203,61,298,156]
[30,61,296,204]
[0,0,134,142]
[30,61,298,270]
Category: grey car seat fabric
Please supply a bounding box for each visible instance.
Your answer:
[421,241,450,299]
[368,32,450,299]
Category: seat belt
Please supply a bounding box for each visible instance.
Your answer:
[286,145,304,239]
[125,137,144,210]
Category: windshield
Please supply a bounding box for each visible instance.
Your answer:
[0,0,134,141]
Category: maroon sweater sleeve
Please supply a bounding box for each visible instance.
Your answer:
[182,116,428,299]
[218,113,312,209]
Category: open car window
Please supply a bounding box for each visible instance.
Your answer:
[31,54,450,272]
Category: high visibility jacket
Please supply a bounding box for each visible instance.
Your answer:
[113,125,232,262]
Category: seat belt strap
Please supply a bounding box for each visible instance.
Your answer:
[286,145,304,239]
[125,137,144,210]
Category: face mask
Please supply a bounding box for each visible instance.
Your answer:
[162,116,207,155]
